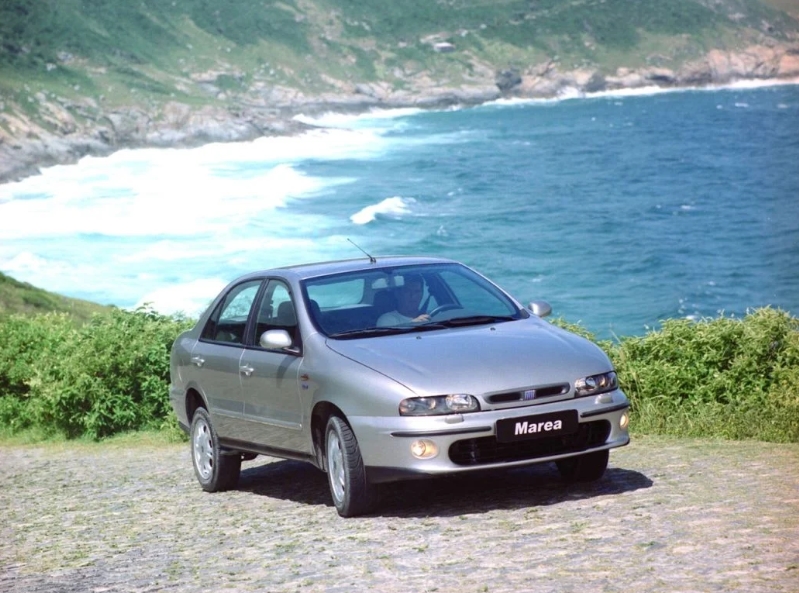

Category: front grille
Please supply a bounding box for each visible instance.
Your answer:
[486,383,570,404]
[448,420,611,466]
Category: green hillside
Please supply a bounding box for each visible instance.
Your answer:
[0,271,110,322]
[1,0,798,139]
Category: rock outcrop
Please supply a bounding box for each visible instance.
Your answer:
[503,44,799,98]
[1,43,798,185]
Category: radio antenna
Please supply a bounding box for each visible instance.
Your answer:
[347,238,377,264]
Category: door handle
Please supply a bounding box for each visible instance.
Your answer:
[239,365,255,377]
[191,356,205,367]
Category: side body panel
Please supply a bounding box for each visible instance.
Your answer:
[238,349,307,452]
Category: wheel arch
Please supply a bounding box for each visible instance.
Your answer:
[311,401,347,471]
[185,388,207,423]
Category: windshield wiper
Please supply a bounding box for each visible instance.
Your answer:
[433,315,516,328]
[327,316,514,338]
[328,326,412,339]
[329,322,453,339]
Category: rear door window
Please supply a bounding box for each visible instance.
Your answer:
[201,280,262,344]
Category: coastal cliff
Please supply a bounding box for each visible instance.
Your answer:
[2,0,799,183]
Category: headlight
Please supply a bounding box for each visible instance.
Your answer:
[574,371,618,397]
[399,394,480,416]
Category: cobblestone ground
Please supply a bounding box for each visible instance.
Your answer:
[1,436,798,593]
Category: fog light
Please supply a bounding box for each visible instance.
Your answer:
[620,412,629,430]
[410,439,439,459]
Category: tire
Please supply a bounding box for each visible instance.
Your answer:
[325,415,377,517]
[190,407,241,492]
[556,449,609,483]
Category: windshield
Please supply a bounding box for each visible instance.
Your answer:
[302,263,524,339]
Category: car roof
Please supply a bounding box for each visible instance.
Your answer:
[238,256,459,282]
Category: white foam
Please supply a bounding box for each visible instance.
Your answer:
[725,77,799,90]
[0,158,346,240]
[2,251,52,275]
[480,86,670,109]
[120,236,323,263]
[480,78,799,109]
[293,107,425,129]
[350,197,416,225]
[135,277,229,317]
[483,96,563,108]
[0,128,380,310]
[1,250,125,304]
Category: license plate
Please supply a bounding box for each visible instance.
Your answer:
[496,410,578,442]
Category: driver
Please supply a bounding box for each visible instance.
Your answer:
[376,274,430,326]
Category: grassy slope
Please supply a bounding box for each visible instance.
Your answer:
[0,271,110,322]
[1,0,798,137]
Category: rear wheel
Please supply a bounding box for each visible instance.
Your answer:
[190,408,241,492]
[325,415,377,517]
[556,449,609,483]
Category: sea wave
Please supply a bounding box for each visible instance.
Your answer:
[135,277,229,317]
[0,161,336,240]
[120,236,324,264]
[293,107,426,128]
[480,77,799,109]
[350,197,416,225]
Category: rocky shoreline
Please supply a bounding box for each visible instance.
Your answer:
[2,43,798,185]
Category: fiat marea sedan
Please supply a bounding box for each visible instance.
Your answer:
[169,256,630,516]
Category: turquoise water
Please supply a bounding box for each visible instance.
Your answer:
[1,83,797,337]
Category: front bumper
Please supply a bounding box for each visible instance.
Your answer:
[348,390,630,483]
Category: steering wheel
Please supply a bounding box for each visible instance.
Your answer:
[428,303,461,317]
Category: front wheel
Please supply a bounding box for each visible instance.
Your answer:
[325,415,377,517]
[556,449,609,483]
[190,408,241,492]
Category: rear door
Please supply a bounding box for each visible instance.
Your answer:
[188,279,263,436]
[238,279,308,452]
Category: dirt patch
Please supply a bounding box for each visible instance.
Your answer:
[1,436,797,592]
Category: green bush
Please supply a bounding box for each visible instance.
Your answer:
[0,307,193,440]
[0,313,74,400]
[608,308,799,442]
[1,307,797,442]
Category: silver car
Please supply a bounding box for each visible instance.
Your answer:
[169,256,630,516]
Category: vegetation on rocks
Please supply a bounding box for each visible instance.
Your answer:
[1,1,798,182]
[2,0,797,100]
[0,271,109,322]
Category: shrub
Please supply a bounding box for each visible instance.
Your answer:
[0,307,193,439]
[608,308,799,442]
[1,307,797,442]
[0,313,75,432]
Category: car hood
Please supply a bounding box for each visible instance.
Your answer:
[324,318,612,397]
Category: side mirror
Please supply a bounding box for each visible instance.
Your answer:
[260,329,293,350]
[528,300,552,318]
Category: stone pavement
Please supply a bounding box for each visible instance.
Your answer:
[1,436,798,592]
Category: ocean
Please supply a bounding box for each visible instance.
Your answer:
[1,81,797,338]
